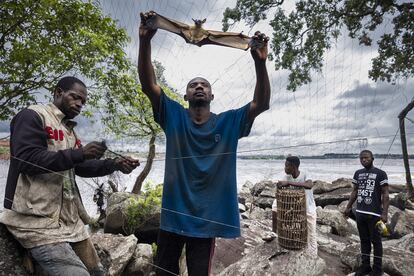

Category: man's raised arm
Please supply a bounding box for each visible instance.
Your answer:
[248,31,271,123]
[138,11,161,111]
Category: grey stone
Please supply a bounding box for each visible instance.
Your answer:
[104,192,140,234]
[316,207,357,237]
[341,243,414,276]
[390,192,414,210]
[314,188,352,207]
[383,233,414,253]
[390,209,414,238]
[0,222,29,276]
[212,219,272,275]
[91,233,137,276]
[217,239,326,276]
[313,178,352,195]
[104,192,160,244]
[250,180,276,197]
[238,203,247,213]
[124,243,154,276]
[253,196,274,209]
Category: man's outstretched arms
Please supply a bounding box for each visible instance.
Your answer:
[138,11,161,112]
[248,31,271,123]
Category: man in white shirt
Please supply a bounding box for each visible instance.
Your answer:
[272,156,317,255]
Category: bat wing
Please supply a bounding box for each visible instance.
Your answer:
[205,30,265,50]
[146,13,192,43]
[204,30,251,50]
[144,12,263,50]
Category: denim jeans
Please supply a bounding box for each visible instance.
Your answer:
[30,241,105,276]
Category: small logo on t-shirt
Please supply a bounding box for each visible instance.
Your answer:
[215,134,221,143]
[364,197,372,205]
[357,196,363,203]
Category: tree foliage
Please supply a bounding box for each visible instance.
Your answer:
[0,0,136,120]
[101,61,185,193]
[101,61,182,141]
[223,0,414,91]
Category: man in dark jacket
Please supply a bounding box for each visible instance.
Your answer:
[0,76,140,275]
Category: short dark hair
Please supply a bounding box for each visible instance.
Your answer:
[187,77,210,89]
[56,76,86,92]
[286,156,300,168]
[360,150,374,159]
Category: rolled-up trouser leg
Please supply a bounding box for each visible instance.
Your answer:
[306,212,318,255]
[71,238,105,276]
[30,242,89,276]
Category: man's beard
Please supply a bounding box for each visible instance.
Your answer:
[189,98,210,108]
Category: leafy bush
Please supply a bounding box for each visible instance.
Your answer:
[124,182,162,234]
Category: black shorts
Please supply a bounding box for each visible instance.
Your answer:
[155,229,215,276]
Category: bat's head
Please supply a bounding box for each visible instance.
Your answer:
[185,77,213,107]
[192,18,206,27]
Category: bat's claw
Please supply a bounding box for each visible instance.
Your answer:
[140,11,157,28]
[249,31,269,49]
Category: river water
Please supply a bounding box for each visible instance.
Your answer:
[0,158,411,214]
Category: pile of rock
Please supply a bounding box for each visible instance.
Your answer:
[218,179,414,276]
[1,178,413,275]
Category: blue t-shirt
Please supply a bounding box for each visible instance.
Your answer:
[154,91,252,238]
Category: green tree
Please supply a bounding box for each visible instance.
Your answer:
[102,61,185,194]
[0,0,136,120]
[222,0,414,91]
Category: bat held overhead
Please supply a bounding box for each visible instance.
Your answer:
[142,11,264,51]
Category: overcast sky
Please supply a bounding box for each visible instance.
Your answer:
[1,0,413,155]
[97,0,414,155]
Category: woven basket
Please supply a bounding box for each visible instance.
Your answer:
[276,187,307,250]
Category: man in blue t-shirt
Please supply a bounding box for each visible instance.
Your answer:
[344,150,390,276]
[138,11,271,276]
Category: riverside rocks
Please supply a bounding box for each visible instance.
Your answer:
[104,192,160,243]
[2,178,413,275]
[341,243,414,276]
[236,180,414,276]
[389,209,414,238]
[123,243,154,276]
[0,221,154,276]
[313,178,352,194]
[316,207,358,237]
[0,221,28,276]
[91,233,138,276]
[104,192,140,234]
[217,239,326,276]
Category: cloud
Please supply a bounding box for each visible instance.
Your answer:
[2,0,413,156]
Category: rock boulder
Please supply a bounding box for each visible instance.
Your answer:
[341,243,414,276]
[316,207,357,237]
[124,243,154,276]
[218,239,326,276]
[91,233,137,276]
[313,178,352,195]
[0,222,29,276]
[104,192,160,243]
[390,209,414,238]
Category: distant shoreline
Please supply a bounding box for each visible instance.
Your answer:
[0,138,412,161]
[238,153,413,160]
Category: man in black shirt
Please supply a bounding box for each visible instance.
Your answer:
[344,150,389,276]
